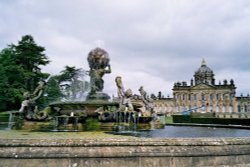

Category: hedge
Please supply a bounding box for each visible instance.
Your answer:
[172,115,250,126]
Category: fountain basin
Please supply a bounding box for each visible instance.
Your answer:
[0,137,249,167]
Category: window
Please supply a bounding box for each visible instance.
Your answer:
[210,105,213,112]
[201,94,205,101]
[216,94,220,100]
[244,105,248,112]
[193,94,197,100]
[182,105,186,112]
[210,94,213,100]
[238,105,241,112]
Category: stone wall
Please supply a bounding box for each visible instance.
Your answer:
[0,138,250,167]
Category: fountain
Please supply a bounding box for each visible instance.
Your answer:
[0,111,14,130]
[11,47,157,132]
[50,48,116,112]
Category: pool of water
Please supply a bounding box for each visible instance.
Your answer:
[1,118,250,138]
[112,125,250,138]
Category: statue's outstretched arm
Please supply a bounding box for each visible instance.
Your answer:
[32,89,43,101]
[32,83,46,101]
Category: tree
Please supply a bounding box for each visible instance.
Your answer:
[58,66,89,101]
[38,76,63,109]
[46,76,63,102]
[38,66,90,107]
[14,35,50,91]
[0,35,50,111]
[0,47,25,110]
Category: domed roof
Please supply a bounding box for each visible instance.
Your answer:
[195,59,213,74]
[194,59,215,85]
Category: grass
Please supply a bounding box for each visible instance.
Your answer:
[0,130,136,140]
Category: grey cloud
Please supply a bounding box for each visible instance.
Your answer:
[1,0,250,96]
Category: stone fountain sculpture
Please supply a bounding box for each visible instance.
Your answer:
[15,48,156,131]
[49,48,118,121]
[86,47,111,101]
[115,76,134,112]
[19,80,48,120]
[138,86,155,117]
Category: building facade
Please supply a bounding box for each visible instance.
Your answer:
[153,59,250,116]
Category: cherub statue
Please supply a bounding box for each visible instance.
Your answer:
[19,80,47,120]
[115,76,134,112]
[138,86,154,113]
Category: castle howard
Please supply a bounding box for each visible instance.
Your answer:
[153,59,250,116]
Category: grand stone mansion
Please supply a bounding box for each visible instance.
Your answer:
[153,59,250,115]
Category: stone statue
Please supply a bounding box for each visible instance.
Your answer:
[115,76,125,105]
[19,80,47,120]
[115,76,134,112]
[123,89,134,112]
[139,86,154,113]
[89,66,111,92]
[86,48,111,100]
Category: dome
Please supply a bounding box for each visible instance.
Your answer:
[195,59,213,74]
[194,59,215,85]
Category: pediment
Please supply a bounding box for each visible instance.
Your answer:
[191,83,215,90]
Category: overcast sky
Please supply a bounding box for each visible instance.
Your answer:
[1,0,250,97]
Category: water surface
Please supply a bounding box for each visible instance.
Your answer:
[113,125,250,138]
